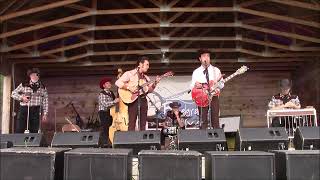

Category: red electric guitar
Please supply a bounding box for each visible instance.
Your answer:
[191,66,248,107]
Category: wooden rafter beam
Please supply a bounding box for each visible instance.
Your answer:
[268,0,320,11]
[0,0,17,15]
[239,0,265,7]
[2,28,88,52]
[167,0,200,23]
[127,0,160,22]
[0,0,82,21]
[10,20,90,29]
[6,36,238,58]
[0,11,91,38]
[241,24,320,43]
[3,22,320,53]
[241,37,320,51]
[238,7,320,28]
[65,4,91,12]
[17,48,315,63]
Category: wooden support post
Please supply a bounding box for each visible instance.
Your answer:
[1,74,11,134]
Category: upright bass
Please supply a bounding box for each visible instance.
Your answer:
[109,69,129,144]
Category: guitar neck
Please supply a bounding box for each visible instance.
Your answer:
[224,72,238,83]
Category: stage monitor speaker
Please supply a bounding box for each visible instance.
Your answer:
[0,147,70,180]
[178,129,227,153]
[205,151,275,180]
[271,150,320,180]
[0,141,13,149]
[64,148,132,180]
[235,127,289,151]
[51,132,100,148]
[0,133,44,147]
[139,150,202,180]
[113,130,161,155]
[294,126,320,150]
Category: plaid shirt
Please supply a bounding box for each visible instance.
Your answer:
[98,90,116,111]
[268,93,300,109]
[11,81,49,115]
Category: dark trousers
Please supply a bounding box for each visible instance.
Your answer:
[198,96,220,129]
[15,106,40,133]
[128,97,148,131]
[99,110,112,145]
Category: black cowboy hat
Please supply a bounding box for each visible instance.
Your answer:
[169,102,181,108]
[27,68,40,76]
[279,79,292,89]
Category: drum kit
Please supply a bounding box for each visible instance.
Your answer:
[148,114,199,150]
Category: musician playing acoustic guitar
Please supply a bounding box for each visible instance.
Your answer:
[115,56,161,131]
[190,49,225,129]
[98,77,119,146]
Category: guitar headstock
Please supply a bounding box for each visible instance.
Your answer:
[162,71,174,77]
[235,66,248,75]
[117,68,123,79]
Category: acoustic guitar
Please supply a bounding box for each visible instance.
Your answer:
[192,65,248,107]
[118,71,174,104]
[109,69,129,144]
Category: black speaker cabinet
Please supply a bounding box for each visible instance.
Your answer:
[113,130,161,155]
[0,141,13,149]
[178,129,227,153]
[294,127,320,150]
[64,148,132,180]
[139,150,202,180]
[236,127,289,151]
[0,147,70,180]
[0,133,44,147]
[271,150,320,180]
[51,132,100,148]
[205,151,275,180]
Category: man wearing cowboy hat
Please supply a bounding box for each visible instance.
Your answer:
[11,68,48,133]
[190,48,224,129]
[268,78,301,126]
[98,77,119,146]
[165,102,184,129]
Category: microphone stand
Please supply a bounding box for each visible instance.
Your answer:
[136,68,141,131]
[24,97,31,134]
[146,95,164,131]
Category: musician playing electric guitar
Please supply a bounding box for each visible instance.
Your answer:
[115,56,161,131]
[190,49,225,129]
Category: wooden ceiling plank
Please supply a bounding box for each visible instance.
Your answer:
[239,7,320,28]
[0,11,91,38]
[269,0,320,11]
[10,20,90,29]
[241,24,320,43]
[65,4,91,12]
[4,28,88,52]
[0,0,82,21]
[0,0,17,15]
[127,0,160,22]
[167,0,181,7]
[242,37,320,51]
[167,0,201,23]
[149,0,161,7]
[239,0,265,7]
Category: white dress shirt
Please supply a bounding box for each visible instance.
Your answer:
[190,64,223,89]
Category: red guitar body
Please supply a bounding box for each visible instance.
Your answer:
[191,81,218,107]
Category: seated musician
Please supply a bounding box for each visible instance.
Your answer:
[268,78,301,127]
[161,102,184,144]
[163,102,185,132]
